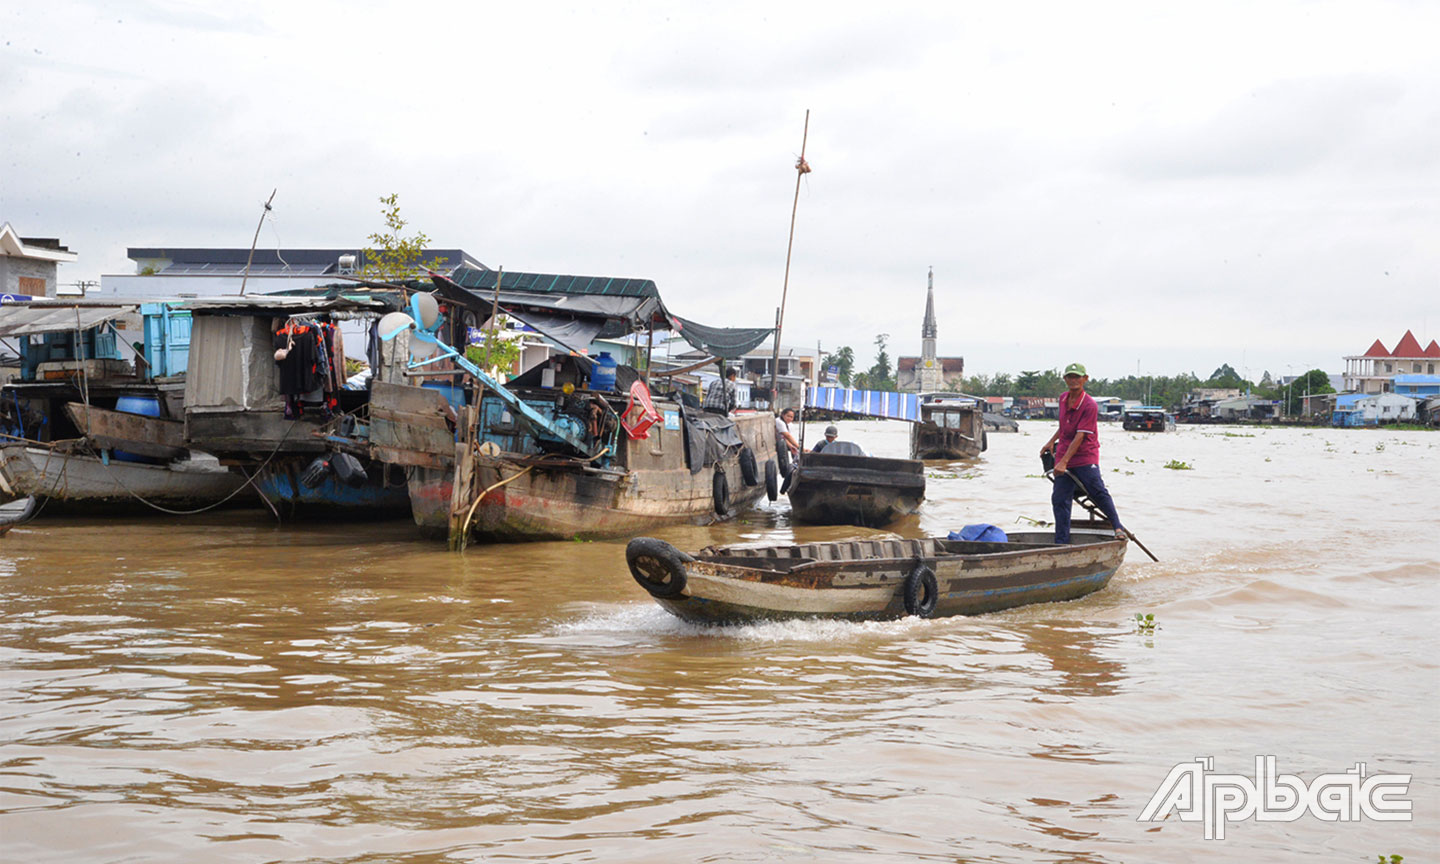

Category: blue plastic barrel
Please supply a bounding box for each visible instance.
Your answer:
[113,396,162,463]
[591,351,617,392]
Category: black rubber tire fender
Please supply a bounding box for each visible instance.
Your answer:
[739,446,759,487]
[776,444,791,477]
[903,563,939,618]
[712,469,730,516]
[764,459,779,502]
[981,430,989,453]
[626,537,691,598]
[780,465,796,496]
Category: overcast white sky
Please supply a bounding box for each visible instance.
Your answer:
[3,1,1438,380]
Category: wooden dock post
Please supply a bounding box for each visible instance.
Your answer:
[448,402,476,551]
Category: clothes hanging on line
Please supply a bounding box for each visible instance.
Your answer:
[275,318,343,420]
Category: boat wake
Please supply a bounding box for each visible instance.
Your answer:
[552,603,934,645]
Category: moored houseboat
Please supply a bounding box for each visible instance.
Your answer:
[0,299,249,514]
[1122,406,1175,432]
[368,268,781,544]
[177,291,412,517]
[910,398,986,459]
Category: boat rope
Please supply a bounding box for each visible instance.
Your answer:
[456,464,536,550]
[454,444,611,549]
[84,419,300,517]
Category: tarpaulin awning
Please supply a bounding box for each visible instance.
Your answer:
[0,304,136,337]
[502,308,607,358]
[668,314,773,360]
[430,268,774,361]
[807,386,922,422]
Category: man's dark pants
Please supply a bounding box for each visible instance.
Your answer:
[1052,463,1123,543]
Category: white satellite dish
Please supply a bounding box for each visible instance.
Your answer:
[377,311,416,341]
[410,292,440,331]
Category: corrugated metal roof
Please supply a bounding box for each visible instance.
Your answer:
[0,304,136,336]
[448,266,659,299]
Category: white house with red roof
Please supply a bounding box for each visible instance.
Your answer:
[1342,330,1440,394]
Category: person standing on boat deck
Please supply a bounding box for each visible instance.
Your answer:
[775,408,800,458]
[812,425,839,452]
[703,368,739,416]
[1041,363,1126,543]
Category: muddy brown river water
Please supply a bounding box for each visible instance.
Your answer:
[1,421,1436,862]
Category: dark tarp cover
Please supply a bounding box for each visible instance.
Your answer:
[429,268,774,362]
[668,314,774,360]
[679,405,745,475]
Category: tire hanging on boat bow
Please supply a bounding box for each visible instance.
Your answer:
[903,563,938,618]
[626,537,691,598]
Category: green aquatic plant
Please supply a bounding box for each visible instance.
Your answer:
[1134,613,1157,635]
[1376,855,1403,864]
[1375,442,1386,452]
[1163,459,1193,470]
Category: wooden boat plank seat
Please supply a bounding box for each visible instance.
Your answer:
[698,535,1070,573]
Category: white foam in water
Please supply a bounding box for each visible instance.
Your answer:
[553,603,937,644]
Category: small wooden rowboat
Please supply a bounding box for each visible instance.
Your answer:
[626,530,1126,624]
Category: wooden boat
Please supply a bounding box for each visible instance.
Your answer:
[910,400,986,459]
[176,292,414,517]
[366,267,783,545]
[0,301,252,515]
[0,496,39,534]
[374,379,779,541]
[0,441,248,513]
[982,412,1019,433]
[625,529,1128,624]
[1122,407,1175,432]
[785,442,925,527]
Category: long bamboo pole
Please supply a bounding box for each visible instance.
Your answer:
[239,189,276,296]
[768,111,811,405]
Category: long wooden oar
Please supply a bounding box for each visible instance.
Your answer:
[1042,456,1159,562]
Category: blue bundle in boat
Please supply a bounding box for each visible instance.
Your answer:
[949,524,1008,543]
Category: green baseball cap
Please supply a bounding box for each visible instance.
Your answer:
[1063,362,1087,377]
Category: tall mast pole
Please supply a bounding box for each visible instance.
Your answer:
[239,188,276,296]
[768,110,811,405]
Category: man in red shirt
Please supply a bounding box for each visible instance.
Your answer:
[1040,362,1126,543]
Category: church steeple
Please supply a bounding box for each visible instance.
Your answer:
[919,267,942,391]
[922,267,937,351]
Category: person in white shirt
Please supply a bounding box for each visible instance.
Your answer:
[774,408,800,459]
